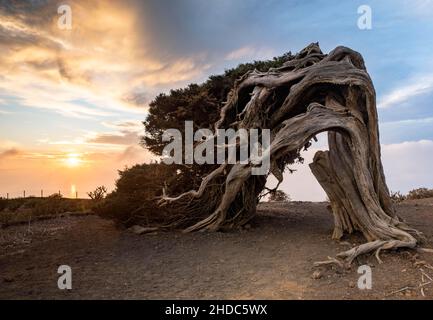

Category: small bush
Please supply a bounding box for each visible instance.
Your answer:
[0,197,92,225]
[268,190,291,202]
[87,186,107,201]
[0,198,6,211]
[406,188,433,200]
[94,162,206,228]
[390,191,406,203]
[48,193,63,199]
[94,163,175,227]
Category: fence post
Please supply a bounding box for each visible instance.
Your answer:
[23,190,25,198]
[6,193,8,200]
[41,189,43,198]
[76,191,78,199]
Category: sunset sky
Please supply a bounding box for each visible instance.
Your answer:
[1,0,433,200]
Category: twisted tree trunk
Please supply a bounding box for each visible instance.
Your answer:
[159,43,422,264]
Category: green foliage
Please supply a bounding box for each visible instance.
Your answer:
[95,162,191,227]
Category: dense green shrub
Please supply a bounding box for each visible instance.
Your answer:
[94,163,189,227]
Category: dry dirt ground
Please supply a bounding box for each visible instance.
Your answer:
[1,200,433,300]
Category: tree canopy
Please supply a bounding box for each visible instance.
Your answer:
[141,53,294,156]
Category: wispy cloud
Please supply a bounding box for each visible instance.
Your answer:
[86,131,140,146]
[378,75,433,109]
[118,145,152,162]
[381,139,433,192]
[0,109,12,115]
[399,0,433,17]
[0,148,21,159]
[38,120,144,148]
[101,120,143,131]
[86,120,143,146]
[381,117,433,125]
[225,46,275,61]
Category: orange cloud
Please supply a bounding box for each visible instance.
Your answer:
[0,1,212,118]
[0,148,21,159]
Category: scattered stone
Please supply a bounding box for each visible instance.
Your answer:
[339,241,352,247]
[404,290,414,297]
[312,270,323,280]
[128,225,159,235]
[3,276,14,283]
[349,281,356,288]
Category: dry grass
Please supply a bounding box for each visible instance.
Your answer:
[0,197,92,227]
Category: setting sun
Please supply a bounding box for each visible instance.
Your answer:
[64,153,82,167]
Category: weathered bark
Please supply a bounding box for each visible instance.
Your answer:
[158,43,423,264]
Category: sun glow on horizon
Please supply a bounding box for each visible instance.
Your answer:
[70,184,77,198]
[64,153,83,167]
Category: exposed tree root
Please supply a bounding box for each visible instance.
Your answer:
[313,256,345,269]
[338,238,416,264]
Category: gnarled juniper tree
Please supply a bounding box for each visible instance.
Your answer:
[142,43,423,264]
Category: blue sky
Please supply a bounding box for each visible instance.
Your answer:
[0,0,432,198]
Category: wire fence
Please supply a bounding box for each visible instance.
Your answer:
[1,189,91,200]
